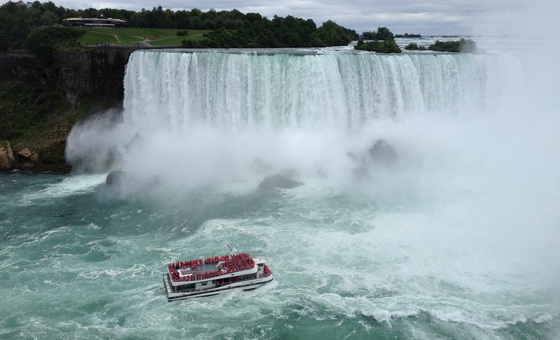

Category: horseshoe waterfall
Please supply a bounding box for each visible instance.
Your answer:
[2,47,559,339]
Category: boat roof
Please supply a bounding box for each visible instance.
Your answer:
[167,253,256,283]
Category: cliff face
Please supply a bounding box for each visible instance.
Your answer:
[60,49,134,109]
[0,48,135,172]
[0,51,42,84]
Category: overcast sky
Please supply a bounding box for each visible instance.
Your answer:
[51,0,552,36]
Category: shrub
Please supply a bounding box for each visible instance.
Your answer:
[355,39,401,53]
[428,38,476,53]
[405,42,426,51]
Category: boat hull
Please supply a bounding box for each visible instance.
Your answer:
[163,273,274,302]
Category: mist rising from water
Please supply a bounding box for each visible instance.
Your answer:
[58,3,560,335]
[68,52,500,187]
[62,34,560,340]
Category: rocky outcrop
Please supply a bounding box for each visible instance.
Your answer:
[368,139,397,165]
[258,174,305,190]
[60,49,134,109]
[0,122,73,173]
[106,170,161,194]
[0,51,41,84]
[0,49,137,172]
[0,142,15,170]
[106,170,133,186]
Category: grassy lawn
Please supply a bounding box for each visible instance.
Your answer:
[76,28,211,47]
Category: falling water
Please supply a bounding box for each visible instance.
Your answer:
[3,44,560,339]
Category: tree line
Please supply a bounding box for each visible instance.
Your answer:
[0,1,358,50]
[405,38,477,53]
[354,27,401,53]
[355,27,476,54]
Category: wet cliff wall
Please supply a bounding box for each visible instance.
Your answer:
[0,51,41,84]
[0,48,135,172]
[59,49,134,109]
[0,49,134,109]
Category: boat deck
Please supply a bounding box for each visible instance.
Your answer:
[164,253,273,301]
[178,262,219,277]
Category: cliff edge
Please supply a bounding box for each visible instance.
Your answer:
[0,48,134,172]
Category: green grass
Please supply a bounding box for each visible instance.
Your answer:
[76,28,211,47]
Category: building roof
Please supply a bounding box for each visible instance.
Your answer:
[64,18,127,24]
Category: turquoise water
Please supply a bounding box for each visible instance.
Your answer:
[4,45,560,339]
[1,168,559,339]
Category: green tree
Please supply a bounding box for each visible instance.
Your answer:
[40,10,58,26]
[428,39,476,53]
[355,39,401,53]
[24,26,84,64]
[312,20,356,47]
[405,42,426,51]
[361,27,394,41]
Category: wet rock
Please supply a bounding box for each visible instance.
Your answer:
[18,148,33,160]
[106,170,134,186]
[0,142,15,170]
[258,174,304,190]
[353,166,372,180]
[106,170,161,192]
[368,139,396,165]
[251,158,271,174]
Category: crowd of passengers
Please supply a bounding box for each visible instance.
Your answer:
[169,253,255,282]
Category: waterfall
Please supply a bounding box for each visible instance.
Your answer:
[66,49,526,187]
[122,51,499,132]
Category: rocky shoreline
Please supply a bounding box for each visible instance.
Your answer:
[0,121,72,172]
[0,49,134,173]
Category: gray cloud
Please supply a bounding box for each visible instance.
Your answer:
[56,0,537,35]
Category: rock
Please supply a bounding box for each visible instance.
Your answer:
[18,148,33,160]
[251,158,271,174]
[106,170,134,186]
[258,174,304,190]
[0,142,15,170]
[1,127,10,140]
[353,166,372,180]
[106,170,161,192]
[368,139,396,165]
[30,152,40,163]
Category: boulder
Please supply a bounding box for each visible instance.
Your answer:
[258,174,304,190]
[368,139,396,165]
[353,166,372,180]
[0,142,15,170]
[106,170,161,192]
[106,170,134,186]
[18,147,33,160]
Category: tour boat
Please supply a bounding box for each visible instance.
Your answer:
[163,252,274,301]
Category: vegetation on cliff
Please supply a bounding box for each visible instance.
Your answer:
[0,2,358,50]
[77,28,210,47]
[0,1,361,171]
[0,80,84,172]
[185,19,356,48]
[25,26,84,63]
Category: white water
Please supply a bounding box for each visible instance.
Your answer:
[68,51,512,186]
[60,46,560,338]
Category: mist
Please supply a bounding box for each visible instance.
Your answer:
[65,13,560,320]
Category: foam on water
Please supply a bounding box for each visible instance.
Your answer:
[5,34,560,338]
[19,174,106,204]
